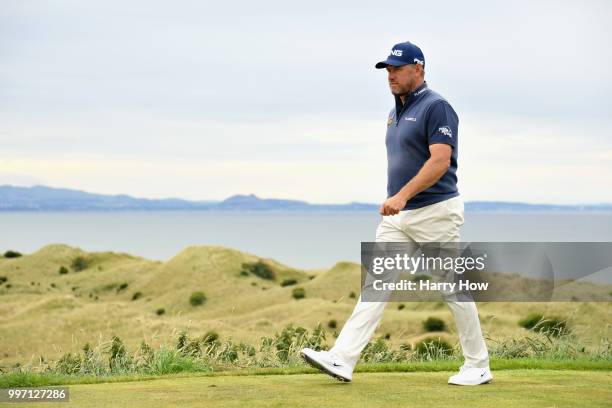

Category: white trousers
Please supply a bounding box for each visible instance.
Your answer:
[330,196,490,369]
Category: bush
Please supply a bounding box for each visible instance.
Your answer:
[71,256,89,272]
[328,319,337,329]
[109,336,131,372]
[411,274,431,282]
[414,337,453,358]
[117,283,129,293]
[281,278,298,287]
[518,313,569,337]
[271,324,326,363]
[423,317,446,332]
[132,291,143,301]
[292,287,305,300]
[398,304,405,310]
[3,250,22,258]
[189,291,207,306]
[56,352,81,374]
[58,266,69,275]
[0,276,7,284]
[202,330,219,344]
[156,308,166,315]
[241,261,275,280]
[349,291,356,299]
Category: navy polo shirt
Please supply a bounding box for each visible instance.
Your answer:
[385,81,459,210]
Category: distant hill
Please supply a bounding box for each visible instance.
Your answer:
[1,185,611,212]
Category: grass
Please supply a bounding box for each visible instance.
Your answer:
[2,358,610,388]
[2,370,611,408]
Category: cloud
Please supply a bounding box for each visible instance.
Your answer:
[1,0,611,203]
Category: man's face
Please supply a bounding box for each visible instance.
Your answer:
[386,64,421,96]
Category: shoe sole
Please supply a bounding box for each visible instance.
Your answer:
[300,352,351,382]
[448,376,493,386]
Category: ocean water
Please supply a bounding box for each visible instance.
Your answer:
[1,211,611,270]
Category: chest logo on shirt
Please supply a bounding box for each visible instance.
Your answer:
[405,117,417,121]
[438,126,453,138]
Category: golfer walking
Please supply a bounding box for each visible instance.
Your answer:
[301,41,492,385]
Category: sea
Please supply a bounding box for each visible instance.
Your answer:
[1,211,611,270]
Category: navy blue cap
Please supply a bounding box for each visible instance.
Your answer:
[375,41,425,69]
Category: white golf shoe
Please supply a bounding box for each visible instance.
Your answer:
[448,364,493,385]
[300,348,352,382]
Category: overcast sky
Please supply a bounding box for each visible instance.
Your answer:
[1,0,611,204]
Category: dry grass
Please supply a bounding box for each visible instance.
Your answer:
[1,244,610,369]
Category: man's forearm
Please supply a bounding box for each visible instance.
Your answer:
[395,156,450,202]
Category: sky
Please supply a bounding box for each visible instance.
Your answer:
[1,0,611,205]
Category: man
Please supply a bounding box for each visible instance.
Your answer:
[301,41,492,386]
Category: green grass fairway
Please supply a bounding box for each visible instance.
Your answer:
[7,370,611,408]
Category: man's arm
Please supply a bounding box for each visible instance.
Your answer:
[380,143,452,215]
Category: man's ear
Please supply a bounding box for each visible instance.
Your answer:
[418,64,425,77]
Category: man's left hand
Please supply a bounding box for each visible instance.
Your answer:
[380,194,408,216]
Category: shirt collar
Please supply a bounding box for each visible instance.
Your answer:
[395,81,428,116]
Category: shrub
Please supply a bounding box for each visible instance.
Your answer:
[108,336,130,372]
[292,287,305,300]
[349,291,356,299]
[400,343,412,351]
[414,337,453,358]
[361,337,406,363]
[0,276,7,284]
[56,352,81,374]
[189,291,207,306]
[518,313,541,329]
[202,330,219,344]
[71,256,89,272]
[58,266,69,275]
[117,283,129,293]
[328,319,337,329]
[411,274,431,282]
[271,324,326,363]
[239,270,249,277]
[132,291,143,301]
[398,304,405,310]
[423,317,446,332]
[241,261,275,280]
[518,313,569,337]
[3,250,22,258]
[156,308,166,315]
[281,278,298,287]
[176,331,188,351]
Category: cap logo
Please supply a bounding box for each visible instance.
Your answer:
[413,58,424,65]
[391,49,403,57]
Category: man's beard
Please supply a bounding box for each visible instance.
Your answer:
[390,81,414,97]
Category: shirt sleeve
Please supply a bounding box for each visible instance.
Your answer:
[426,100,458,148]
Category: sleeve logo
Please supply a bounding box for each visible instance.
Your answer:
[438,126,453,138]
